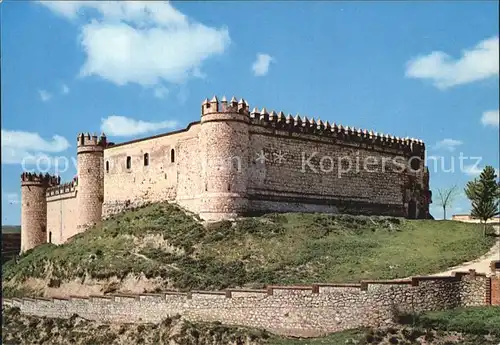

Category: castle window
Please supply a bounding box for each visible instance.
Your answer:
[126,156,131,169]
[170,149,175,163]
[49,232,52,244]
[106,161,109,173]
[144,153,149,166]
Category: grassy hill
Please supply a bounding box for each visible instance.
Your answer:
[2,202,494,298]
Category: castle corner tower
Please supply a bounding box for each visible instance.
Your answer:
[199,96,250,221]
[76,132,106,232]
[20,172,60,253]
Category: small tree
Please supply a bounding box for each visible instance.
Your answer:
[435,185,459,220]
[464,166,500,235]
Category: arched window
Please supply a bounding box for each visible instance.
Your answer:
[144,153,149,166]
[126,156,131,169]
[49,232,52,244]
[170,149,175,163]
[106,161,109,173]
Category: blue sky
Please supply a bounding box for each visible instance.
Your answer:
[1,1,499,225]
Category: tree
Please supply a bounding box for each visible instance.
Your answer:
[464,166,500,235]
[435,185,459,220]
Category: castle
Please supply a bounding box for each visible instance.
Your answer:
[20,96,432,253]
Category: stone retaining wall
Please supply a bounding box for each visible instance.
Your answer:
[491,260,500,305]
[3,270,489,337]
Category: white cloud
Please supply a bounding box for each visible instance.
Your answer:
[432,138,463,152]
[1,129,71,165]
[37,1,84,20]
[405,36,499,89]
[4,193,20,205]
[62,83,70,95]
[1,130,70,153]
[252,53,274,76]
[39,1,230,91]
[100,115,178,137]
[481,109,499,127]
[38,89,52,102]
[153,86,169,99]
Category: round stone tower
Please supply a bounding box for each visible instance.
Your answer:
[199,96,250,221]
[20,172,60,253]
[76,132,107,232]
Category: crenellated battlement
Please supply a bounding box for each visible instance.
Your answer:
[46,180,77,197]
[77,133,107,153]
[20,172,60,187]
[201,96,249,116]
[201,96,424,152]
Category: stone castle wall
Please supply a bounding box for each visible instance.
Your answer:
[21,184,47,252]
[76,134,105,232]
[4,271,489,337]
[102,123,201,217]
[21,96,431,250]
[20,173,59,252]
[46,184,78,245]
[491,261,500,305]
[247,124,410,215]
[199,107,251,220]
[98,97,430,221]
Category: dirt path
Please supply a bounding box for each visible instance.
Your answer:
[430,225,499,276]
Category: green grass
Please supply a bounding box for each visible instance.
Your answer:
[405,306,500,336]
[2,202,495,296]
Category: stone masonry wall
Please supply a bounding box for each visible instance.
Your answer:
[95,97,429,221]
[248,125,410,215]
[46,189,78,245]
[76,153,103,231]
[199,110,250,220]
[492,277,500,305]
[3,271,489,337]
[21,185,48,253]
[491,261,500,305]
[102,123,201,218]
